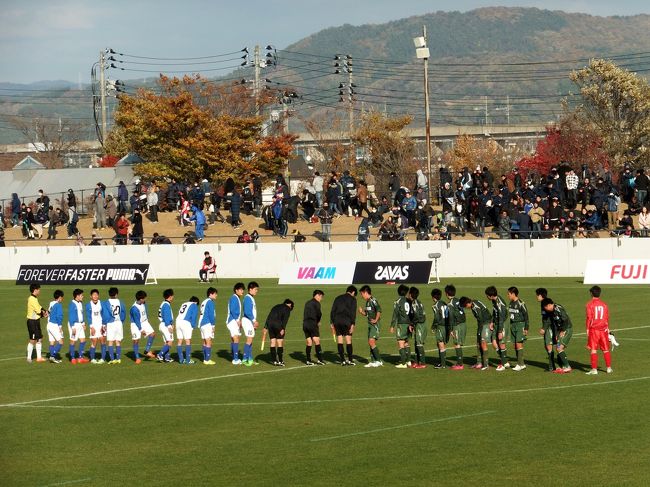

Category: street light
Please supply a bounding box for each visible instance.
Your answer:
[414,27,432,204]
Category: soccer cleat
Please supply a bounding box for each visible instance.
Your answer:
[504,362,511,369]
[36,357,46,362]
[606,367,613,374]
[156,354,165,362]
[434,363,446,369]
[306,361,315,366]
[71,358,78,364]
[414,363,427,369]
[77,357,89,364]
[562,367,572,373]
[451,364,464,370]
[49,357,62,364]
[363,361,375,368]
[135,358,142,364]
[232,359,242,365]
[114,359,121,364]
[184,360,195,365]
[90,359,98,364]
[471,363,482,369]
[315,360,325,366]
[496,365,506,372]
[243,360,253,367]
[272,361,279,366]
[26,358,32,363]
[164,357,174,363]
[145,351,156,359]
[553,368,565,374]
[375,361,383,367]
[585,369,598,375]
[96,359,106,364]
[278,361,285,367]
[203,360,216,365]
[512,364,527,371]
[480,364,489,371]
[347,360,356,366]
[395,363,408,368]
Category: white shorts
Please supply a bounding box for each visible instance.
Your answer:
[47,323,63,342]
[140,321,155,336]
[89,323,104,339]
[176,320,193,341]
[241,317,255,338]
[159,323,174,342]
[200,324,215,340]
[68,323,86,341]
[130,323,144,340]
[106,321,123,342]
[227,319,241,338]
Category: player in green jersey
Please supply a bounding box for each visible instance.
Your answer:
[485,286,510,371]
[541,298,573,374]
[507,286,529,371]
[409,287,427,368]
[390,284,412,368]
[460,296,492,371]
[445,284,466,370]
[536,288,557,371]
[430,288,449,369]
[358,285,383,368]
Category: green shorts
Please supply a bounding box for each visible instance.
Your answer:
[494,326,508,345]
[478,324,491,343]
[433,324,447,344]
[394,323,410,341]
[368,323,380,340]
[543,326,556,347]
[414,323,427,346]
[557,328,572,348]
[510,322,527,343]
[452,323,466,346]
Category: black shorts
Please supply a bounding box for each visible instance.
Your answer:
[303,323,320,339]
[333,322,353,337]
[267,324,285,340]
[27,319,43,341]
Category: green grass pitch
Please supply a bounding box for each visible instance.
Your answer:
[1,277,649,486]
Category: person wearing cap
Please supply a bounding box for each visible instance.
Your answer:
[316,202,333,242]
[606,191,621,230]
[401,189,417,229]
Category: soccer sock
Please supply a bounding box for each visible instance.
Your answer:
[346,344,353,362]
[202,346,207,361]
[371,347,381,362]
[177,345,184,362]
[145,335,154,353]
[116,345,122,359]
[35,342,42,359]
[69,344,75,360]
[108,345,115,361]
[231,342,239,361]
[27,342,34,360]
[185,345,191,361]
[206,346,211,361]
[557,351,568,368]
[78,341,86,357]
[160,344,169,358]
[89,346,96,361]
[481,349,488,366]
[315,344,323,361]
[101,344,107,360]
[398,347,405,364]
[456,347,463,365]
[405,346,411,363]
[590,352,598,369]
[416,345,425,364]
[55,342,62,357]
[604,351,612,368]
[133,342,140,359]
[498,349,507,365]
[49,344,54,358]
[516,349,524,366]
[278,346,284,363]
[306,345,312,361]
[337,343,345,362]
[548,351,556,369]
[439,349,446,366]
[244,343,252,361]
[271,347,278,363]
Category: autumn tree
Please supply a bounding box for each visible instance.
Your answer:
[445,133,527,179]
[300,110,355,174]
[105,75,296,185]
[9,114,84,167]
[570,59,650,169]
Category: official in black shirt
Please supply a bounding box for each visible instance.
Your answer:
[303,290,325,365]
[330,285,358,366]
[265,299,294,366]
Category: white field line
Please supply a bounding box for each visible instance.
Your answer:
[6,376,650,410]
[40,479,92,487]
[310,410,496,442]
[0,365,308,408]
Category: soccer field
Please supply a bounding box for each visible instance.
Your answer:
[1,277,649,487]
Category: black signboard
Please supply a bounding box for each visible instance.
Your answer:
[16,264,150,285]
[352,261,432,284]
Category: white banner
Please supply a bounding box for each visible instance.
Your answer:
[584,259,650,284]
[278,262,355,285]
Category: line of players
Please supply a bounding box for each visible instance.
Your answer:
[25,281,617,373]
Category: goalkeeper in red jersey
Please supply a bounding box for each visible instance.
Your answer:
[585,286,613,375]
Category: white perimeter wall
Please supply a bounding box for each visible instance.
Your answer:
[0,238,648,280]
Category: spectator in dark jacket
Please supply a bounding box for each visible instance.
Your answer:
[229,188,242,228]
[130,209,143,244]
[11,193,21,227]
[67,189,77,210]
[117,181,129,213]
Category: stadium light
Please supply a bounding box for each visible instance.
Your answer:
[413,26,432,205]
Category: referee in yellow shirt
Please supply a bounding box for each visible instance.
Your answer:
[26,283,47,363]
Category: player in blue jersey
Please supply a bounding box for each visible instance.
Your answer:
[156,289,175,363]
[46,290,65,363]
[176,296,200,364]
[103,287,126,364]
[68,289,89,363]
[241,281,260,366]
[130,290,156,364]
[226,282,245,365]
[86,289,107,364]
[199,287,218,365]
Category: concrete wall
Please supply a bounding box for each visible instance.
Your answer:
[1,238,647,280]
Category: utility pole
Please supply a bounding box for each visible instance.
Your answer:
[253,45,261,117]
[484,95,488,127]
[99,50,107,143]
[347,57,354,141]
[414,25,432,203]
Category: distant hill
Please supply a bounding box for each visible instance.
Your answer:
[2,7,650,145]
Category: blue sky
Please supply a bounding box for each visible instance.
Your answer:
[0,0,648,83]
